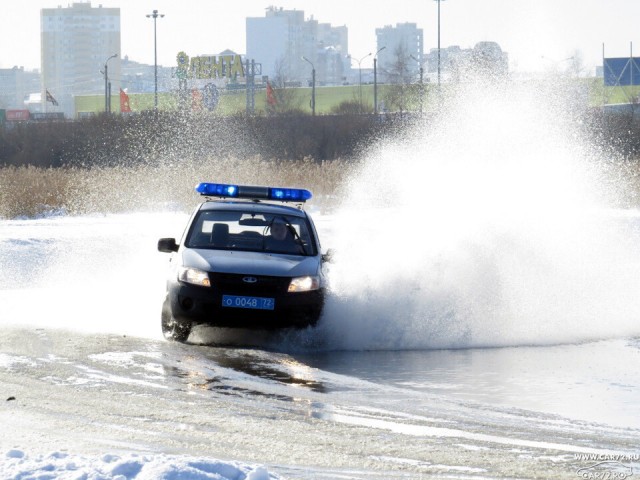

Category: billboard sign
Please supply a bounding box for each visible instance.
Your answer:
[603,57,640,86]
[31,112,65,121]
[176,51,245,80]
[5,109,30,121]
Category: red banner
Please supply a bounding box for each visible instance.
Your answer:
[191,89,203,111]
[266,82,276,106]
[119,88,131,112]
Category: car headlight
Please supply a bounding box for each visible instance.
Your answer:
[178,267,211,287]
[288,275,320,292]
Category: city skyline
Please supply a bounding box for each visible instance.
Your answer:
[2,0,640,74]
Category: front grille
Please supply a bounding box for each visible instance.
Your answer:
[209,272,290,295]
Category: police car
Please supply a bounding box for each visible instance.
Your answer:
[157,182,330,342]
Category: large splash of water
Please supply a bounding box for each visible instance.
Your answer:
[308,80,640,350]
[4,80,640,352]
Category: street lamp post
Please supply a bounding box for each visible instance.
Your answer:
[435,0,445,87]
[146,9,164,110]
[355,52,371,113]
[302,56,316,116]
[374,47,386,115]
[103,53,117,113]
[410,55,424,114]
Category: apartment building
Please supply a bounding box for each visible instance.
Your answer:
[375,22,424,82]
[41,2,120,117]
[246,6,348,86]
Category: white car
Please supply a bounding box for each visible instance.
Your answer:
[157,182,330,342]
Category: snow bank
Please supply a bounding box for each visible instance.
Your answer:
[2,450,280,480]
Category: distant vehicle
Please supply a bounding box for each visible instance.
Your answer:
[157,182,331,342]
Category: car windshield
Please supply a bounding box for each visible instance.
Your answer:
[185,209,317,256]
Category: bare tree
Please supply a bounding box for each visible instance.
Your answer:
[382,43,421,115]
[268,57,304,115]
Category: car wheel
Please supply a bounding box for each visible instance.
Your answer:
[161,296,192,342]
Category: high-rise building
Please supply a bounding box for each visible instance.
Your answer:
[41,2,120,117]
[246,7,348,86]
[376,22,424,82]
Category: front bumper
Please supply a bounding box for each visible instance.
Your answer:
[167,273,324,329]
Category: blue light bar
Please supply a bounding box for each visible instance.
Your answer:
[196,183,239,197]
[195,182,312,202]
[269,187,312,202]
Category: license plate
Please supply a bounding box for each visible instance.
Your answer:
[222,295,275,310]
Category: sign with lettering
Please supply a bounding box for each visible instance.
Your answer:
[6,109,30,121]
[177,51,245,80]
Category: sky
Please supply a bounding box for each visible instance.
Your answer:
[2,0,640,73]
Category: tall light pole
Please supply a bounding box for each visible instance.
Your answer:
[146,9,164,110]
[302,56,316,116]
[103,53,117,113]
[410,54,424,114]
[435,0,445,87]
[374,47,386,115]
[355,52,371,113]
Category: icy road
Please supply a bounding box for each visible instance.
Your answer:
[1,326,639,479]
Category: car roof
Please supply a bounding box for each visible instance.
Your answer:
[198,200,308,218]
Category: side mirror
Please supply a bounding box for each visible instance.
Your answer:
[158,238,179,253]
[322,248,335,263]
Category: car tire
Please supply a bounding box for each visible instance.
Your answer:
[161,295,192,342]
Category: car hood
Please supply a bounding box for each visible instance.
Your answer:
[182,249,319,277]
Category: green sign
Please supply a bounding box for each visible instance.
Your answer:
[177,51,245,79]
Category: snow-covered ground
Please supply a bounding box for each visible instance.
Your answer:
[4,450,275,480]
